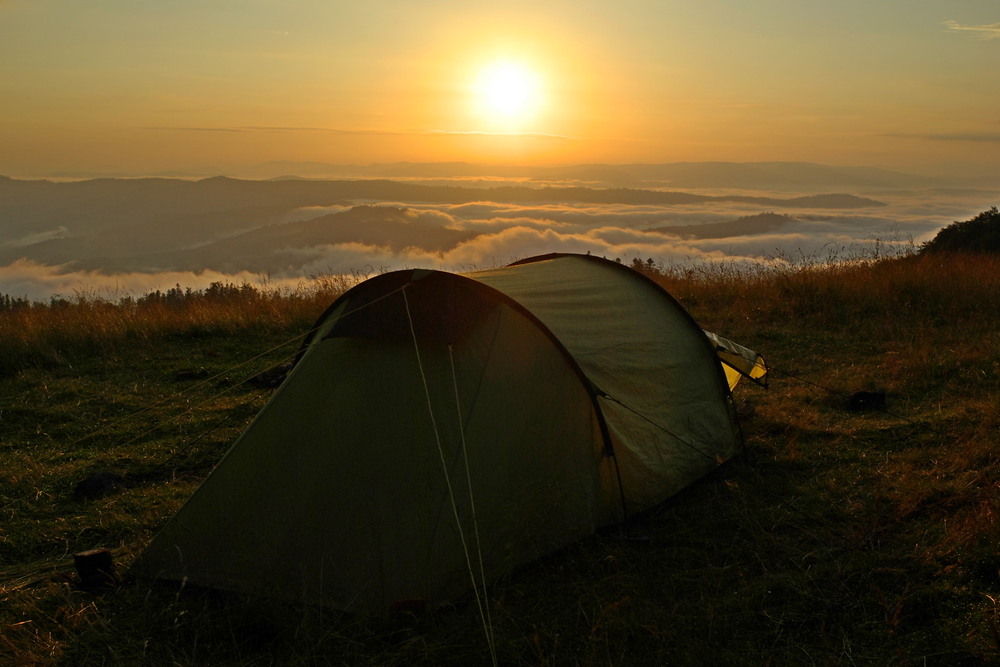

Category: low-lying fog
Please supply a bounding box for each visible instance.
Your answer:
[1,163,995,301]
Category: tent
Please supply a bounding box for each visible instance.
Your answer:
[134,253,766,612]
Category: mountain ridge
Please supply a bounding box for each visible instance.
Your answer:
[6,160,952,191]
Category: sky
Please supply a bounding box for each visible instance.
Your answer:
[2,0,999,177]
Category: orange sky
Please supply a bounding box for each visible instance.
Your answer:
[2,1,999,176]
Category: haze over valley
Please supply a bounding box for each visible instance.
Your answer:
[1,162,995,301]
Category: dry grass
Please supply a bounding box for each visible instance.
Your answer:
[0,275,358,375]
[2,253,1000,665]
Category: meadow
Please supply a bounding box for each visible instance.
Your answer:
[2,249,999,665]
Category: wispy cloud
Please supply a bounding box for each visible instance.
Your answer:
[885,131,1000,143]
[943,20,1000,39]
[426,129,577,140]
[2,227,70,248]
[143,126,575,141]
[144,126,411,136]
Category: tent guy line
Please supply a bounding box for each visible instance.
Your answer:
[447,342,498,664]
[14,253,778,616]
[56,327,310,454]
[403,285,498,664]
[600,392,726,468]
[134,254,765,612]
[57,265,769,479]
[767,365,944,436]
[56,282,413,462]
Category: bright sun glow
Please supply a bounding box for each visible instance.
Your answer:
[473,61,542,129]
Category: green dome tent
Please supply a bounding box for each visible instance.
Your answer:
[134,253,766,613]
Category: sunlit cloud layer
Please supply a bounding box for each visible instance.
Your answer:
[1,182,989,303]
[886,132,1000,144]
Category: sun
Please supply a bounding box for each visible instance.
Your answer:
[473,60,542,129]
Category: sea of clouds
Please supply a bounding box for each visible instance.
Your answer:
[0,186,994,302]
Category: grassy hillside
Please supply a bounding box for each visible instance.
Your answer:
[2,252,999,665]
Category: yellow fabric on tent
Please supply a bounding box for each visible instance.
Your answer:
[702,330,769,391]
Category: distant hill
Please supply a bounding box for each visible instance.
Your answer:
[651,213,794,239]
[241,161,937,191]
[88,205,477,274]
[38,161,938,191]
[0,175,887,275]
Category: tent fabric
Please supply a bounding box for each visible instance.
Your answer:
[702,330,769,390]
[467,255,745,511]
[134,253,763,613]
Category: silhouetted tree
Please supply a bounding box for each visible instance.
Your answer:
[204,281,257,301]
[0,294,32,311]
[625,256,664,277]
[921,207,1000,254]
